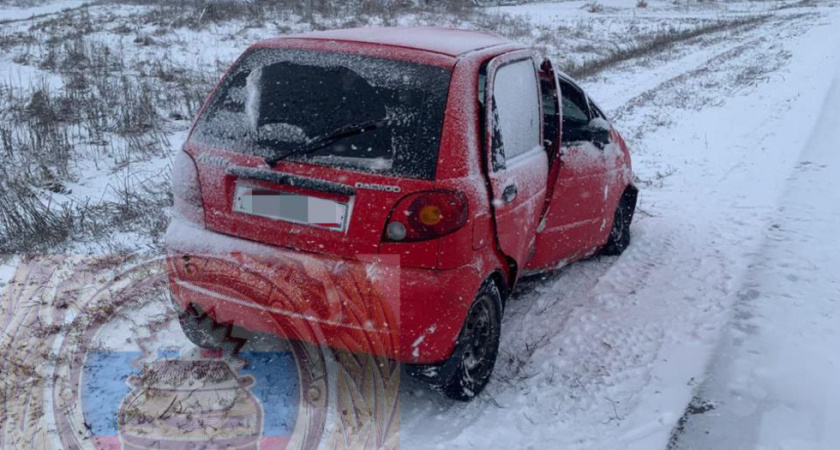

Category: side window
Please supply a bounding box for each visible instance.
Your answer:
[491,60,541,170]
[478,67,488,162]
[558,79,592,144]
[478,70,487,107]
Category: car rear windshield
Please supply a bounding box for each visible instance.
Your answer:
[190,48,452,180]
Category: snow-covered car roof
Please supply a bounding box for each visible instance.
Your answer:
[258,27,517,58]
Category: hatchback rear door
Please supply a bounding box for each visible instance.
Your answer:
[186,47,452,261]
[483,52,549,269]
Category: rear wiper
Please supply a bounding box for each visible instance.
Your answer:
[265,118,391,167]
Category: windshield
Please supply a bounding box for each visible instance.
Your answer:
[191,48,452,180]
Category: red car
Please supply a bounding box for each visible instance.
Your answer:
[166,27,637,401]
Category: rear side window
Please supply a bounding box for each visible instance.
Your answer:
[191,48,452,180]
[491,59,541,168]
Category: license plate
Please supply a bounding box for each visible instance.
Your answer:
[233,185,348,231]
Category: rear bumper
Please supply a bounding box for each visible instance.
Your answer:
[164,219,479,364]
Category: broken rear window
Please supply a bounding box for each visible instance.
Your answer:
[191,48,452,180]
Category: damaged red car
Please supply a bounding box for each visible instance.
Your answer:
[166,27,637,401]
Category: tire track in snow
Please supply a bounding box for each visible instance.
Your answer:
[0,1,89,26]
[608,14,806,135]
[588,11,810,113]
[601,8,840,450]
[667,14,840,449]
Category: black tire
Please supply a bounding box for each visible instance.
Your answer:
[602,195,634,256]
[408,280,503,401]
[177,304,247,354]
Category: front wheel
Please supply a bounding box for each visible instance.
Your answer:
[602,195,635,256]
[409,280,503,401]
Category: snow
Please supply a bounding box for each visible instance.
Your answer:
[589,117,611,131]
[493,59,542,160]
[192,46,451,179]
[309,154,394,171]
[667,20,840,449]
[499,0,784,21]
[0,0,86,22]
[245,66,263,133]
[2,0,840,449]
[562,141,605,169]
[295,26,510,58]
[0,256,18,289]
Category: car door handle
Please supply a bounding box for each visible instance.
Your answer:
[502,184,518,205]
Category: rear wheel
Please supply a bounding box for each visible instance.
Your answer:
[177,304,247,354]
[408,280,502,401]
[602,195,634,256]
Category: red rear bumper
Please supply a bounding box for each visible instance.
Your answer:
[165,219,479,364]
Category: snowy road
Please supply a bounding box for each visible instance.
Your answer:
[671,23,840,450]
[400,3,840,449]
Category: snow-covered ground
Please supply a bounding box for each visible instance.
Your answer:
[670,22,840,449]
[0,0,86,23]
[1,1,840,449]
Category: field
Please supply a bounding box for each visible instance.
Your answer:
[1,0,839,449]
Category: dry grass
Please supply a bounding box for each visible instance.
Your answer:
[0,10,196,253]
[0,0,772,254]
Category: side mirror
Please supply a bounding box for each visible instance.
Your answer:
[588,117,611,131]
[585,118,611,148]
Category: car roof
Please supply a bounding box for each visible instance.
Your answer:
[264,27,516,58]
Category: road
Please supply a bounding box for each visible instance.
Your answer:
[670,23,840,450]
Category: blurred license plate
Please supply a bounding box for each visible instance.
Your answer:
[233,185,348,231]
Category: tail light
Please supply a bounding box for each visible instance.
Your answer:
[172,150,205,226]
[384,190,469,242]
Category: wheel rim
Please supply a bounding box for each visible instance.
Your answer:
[462,296,493,372]
[611,205,626,241]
